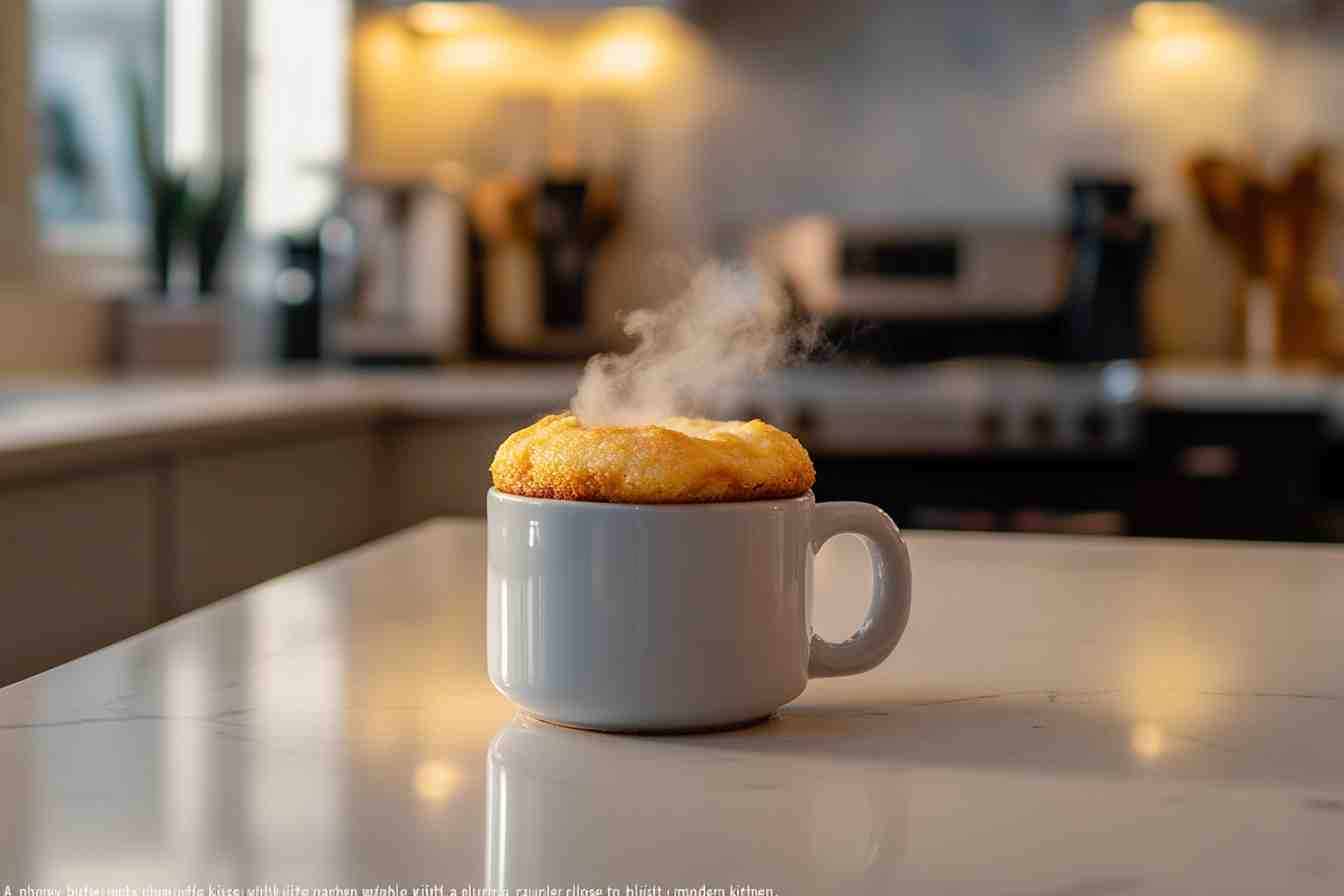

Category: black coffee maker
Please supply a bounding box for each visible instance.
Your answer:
[1057,175,1156,362]
[465,171,622,359]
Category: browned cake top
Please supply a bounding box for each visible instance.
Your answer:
[490,413,815,504]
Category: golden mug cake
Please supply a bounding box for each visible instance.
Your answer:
[490,412,816,504]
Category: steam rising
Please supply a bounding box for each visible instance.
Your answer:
[572,264,820,426]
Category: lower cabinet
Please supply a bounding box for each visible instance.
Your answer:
[1134,411,1326,542]
[0,467,158,686]
[169,429,380,614]
[0,417,514,685]
[382,416,535,527]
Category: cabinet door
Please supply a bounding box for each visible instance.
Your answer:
[1135,411,1325,541]
[0,468,158,686]
[382,416,535,529]
[170,430,378,614]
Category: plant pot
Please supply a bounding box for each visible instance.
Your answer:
[115,293,224,371]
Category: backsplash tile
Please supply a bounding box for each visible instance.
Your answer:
[352,0,1344,359]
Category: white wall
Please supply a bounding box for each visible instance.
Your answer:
[687,0,1344,357]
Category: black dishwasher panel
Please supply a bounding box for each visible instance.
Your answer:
[1133,411,1326,542]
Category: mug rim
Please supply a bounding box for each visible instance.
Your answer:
[487,487,815,512]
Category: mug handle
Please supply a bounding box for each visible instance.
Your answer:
[808,502,913,678]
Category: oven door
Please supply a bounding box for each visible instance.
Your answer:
[812,452,1137,536]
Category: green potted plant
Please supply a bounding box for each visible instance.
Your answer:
[122,68,246,368]
[125,68,246,299]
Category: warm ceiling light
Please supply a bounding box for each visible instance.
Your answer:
[590,33,659,78]
[440,35,508,70]
[577,7,687,85]
[1132,1,1223,35]
[405,2,504,36]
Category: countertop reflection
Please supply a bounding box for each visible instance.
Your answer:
[2,522,1343,890]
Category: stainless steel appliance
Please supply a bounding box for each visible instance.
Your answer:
[328,182,471,365]
[1059,175,1156,362]
[753,177,1156,365]
[745,360,1142,536]
[755,216,1063,320]
[466,170,623,359]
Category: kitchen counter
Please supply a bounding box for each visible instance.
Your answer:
[2,360,1344,483]
[0,366,581,483]
[1142,363,1339,415]
[3,520,1343,890]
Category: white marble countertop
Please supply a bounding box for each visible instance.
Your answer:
[0,366,582,482]
[2,520,1342,891]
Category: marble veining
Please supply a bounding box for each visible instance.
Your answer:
[1,522,1343,891]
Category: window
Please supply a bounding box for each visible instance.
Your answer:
[32,0,350,260]
[31,0,164,254]
[248,0,349,236]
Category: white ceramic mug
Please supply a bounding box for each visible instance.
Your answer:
[486,488,912,732]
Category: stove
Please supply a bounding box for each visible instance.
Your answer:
[737,360,1142,536]
[746,360,1141,457]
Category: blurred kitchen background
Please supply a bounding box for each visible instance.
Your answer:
[5,0,1344,682]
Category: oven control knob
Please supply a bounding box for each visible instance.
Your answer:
[1080,406,1111,443]
[1028,407,1056,444]
[977,409,1004,446]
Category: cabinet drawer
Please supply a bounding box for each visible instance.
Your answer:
[1136,411,1325,541]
